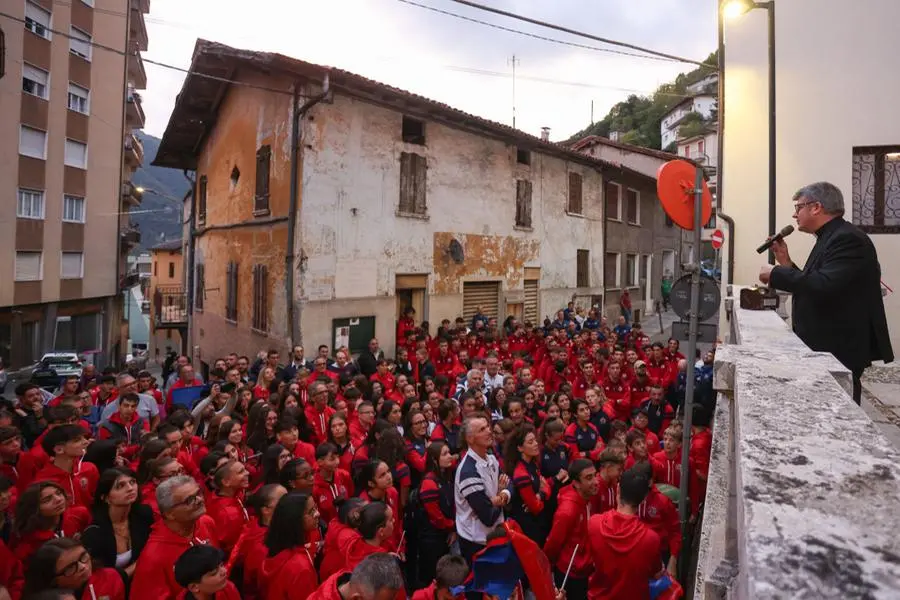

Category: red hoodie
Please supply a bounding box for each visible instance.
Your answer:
[312,469,353,525]
[309,570,349,600]
[305,403,336,447]
[0,539,23,600]
[260,546,317,600]
[689,428,712,517]
[206,494,249,553]
[32,460,99,508]
[74,568,126,600]
[176,581,240,600]
[319,521,360,580]
[411,582,465,600]
[11,505,91,562]
[0,450,39,493]
[130,519,218,600]
[590,476,618,515]
[229,517,268,600]
[586,511,661,600]
[637,486,681,557]
[651,451,682,488]
[543,486,593,579]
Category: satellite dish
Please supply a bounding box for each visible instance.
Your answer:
[656,160,713,230]
[448,239,465,264]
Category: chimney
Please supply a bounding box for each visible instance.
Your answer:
[540,127,551,142]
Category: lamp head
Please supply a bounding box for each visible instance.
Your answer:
[135,186,145,193]
[722,0,754,19]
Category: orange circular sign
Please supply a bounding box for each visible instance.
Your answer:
[656,160,713,230]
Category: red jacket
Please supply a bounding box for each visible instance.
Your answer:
[0,450,39,493]
[33,460,99,508]
[308,570,349,600]
[637,486,681,556]
[689,428,712,517]
[206,494,249,553]
[418,473,455,533]
[79,568,126,600]
[651,451,682,488]
[305,404,336,447]
[98,412,149,458]
[130,519,218,600]
[602,380,632,422]
[586,511,661,600]
[0,539,23,600]
[411,582,465,600]
[290,440,317,465]
[260,546,317,600]
[312,469,353,525]
[543,486,593,579]
[229,517,268,600]
[590,476,618,515]
[320,522,359,580]
[342,536,382,571]
[176,581,240,600]
[359,487,402,553]
[348,418,369,449]
[11,505,91,562]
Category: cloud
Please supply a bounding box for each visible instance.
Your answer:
[141,0,717,141]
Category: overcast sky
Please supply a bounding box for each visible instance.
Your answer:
[141,0,717,142]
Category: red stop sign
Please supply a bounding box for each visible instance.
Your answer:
[711,229,724,249]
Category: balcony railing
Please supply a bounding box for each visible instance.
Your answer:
[126,89,145,129]
[129,7,148,52]
[124,133,144,167]
[128,51,147,90]
[121,225,141,248]
[154,285,188,326]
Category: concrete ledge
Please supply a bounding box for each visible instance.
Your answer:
[696,295,900,599]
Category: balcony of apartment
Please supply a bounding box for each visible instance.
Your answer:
[128,50,147,90]
[126,88,146,130]
[124,133,144,167]
[121,223,141,250]
[132,0,150,15]
[153,285,188,328]
[122,181,143,207]
[129,6,149,52]
[693,287,900,598]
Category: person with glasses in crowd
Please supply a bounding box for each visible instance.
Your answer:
[22,538,125,600]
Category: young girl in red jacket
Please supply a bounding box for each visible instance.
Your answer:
[355,460,403,555]
[503,423,562,546]
[22,538,125,600]
[11,482,90,563]
[416,441,456,588]
[318,497,366,581]
[260,491,321,600]
[228,484,288,600]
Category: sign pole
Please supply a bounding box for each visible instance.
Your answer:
[677,166,703,573]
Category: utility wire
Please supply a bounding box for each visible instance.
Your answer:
[444,0,715,69]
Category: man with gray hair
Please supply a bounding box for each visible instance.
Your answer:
[760,181,893,404]
[308,553,405,599]
[131,475,217,600]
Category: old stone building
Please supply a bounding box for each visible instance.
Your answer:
[153,41,659,359]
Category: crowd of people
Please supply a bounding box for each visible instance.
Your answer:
[0,304,715,600]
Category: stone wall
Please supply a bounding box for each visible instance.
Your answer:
[695,288,900,599]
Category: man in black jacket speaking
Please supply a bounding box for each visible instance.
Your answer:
[759,181,893,405]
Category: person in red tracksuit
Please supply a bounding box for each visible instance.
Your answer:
[602,363,632,422]
[689,405,712,519]
[130,476,218,600]
[651,427,683,489]
[312,443,354,525]
[11,481,91,563]
[356,460,403,555]
[260,491,320,600]
[309,554,405,600]
[229,484,288,600]
[504,423,559,546]
[631,463,681,577]
[0,426,39,493]
[416,442,456,586]
[0,538,24,600]
[646,344,675,389]
[305,382,336,447]
[206,460,250,553]
[22,538,126,600]
[629,409,660,456]
[544,459,598,600]
[348,402,375,449]
[98,394,149,459]
[275,421,316,465]
[174,544,241,600]
[318,498,365,581]
[586,469,663,600]
[590,449,624,515]
[33,424,98,509]
[564,400,605,462]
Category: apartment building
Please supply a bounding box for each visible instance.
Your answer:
[0,0,149,369]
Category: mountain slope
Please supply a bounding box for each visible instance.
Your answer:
[131,133,191,249]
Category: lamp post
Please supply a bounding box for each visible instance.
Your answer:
[722,0,776,264]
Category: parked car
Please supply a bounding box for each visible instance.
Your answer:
[31,352,83,391]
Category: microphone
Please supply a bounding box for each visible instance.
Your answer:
[756,225,795,254]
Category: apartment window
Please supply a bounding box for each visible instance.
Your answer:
[17,189,45,219]
[852,146,900,233]
[64,139,88,169]
[576,249,590,288]
[69,27,92,61]
[195,263,205,310]
[625,188,640,225]
[225,262,239,322]
[605,253,620,288]
[698,139,705,155]
[399,152,427,215]
[568,172,583,215]
[153,261,157,276]
[15,251,43,281]
[67,84,90,114]
[25,2,51,40]
[63,195,85,223]
[516,148,531,166]
[168,262,174,278]
[22,64,49,100]
[252,264,269,332]
[19,126,47,159]
[255,145,271,213]
[197,175,207,224]
[401,116,425,145]
[515,180,532,228]
[625,254,638,287]
[60,252,84,279]
[605,182,621,220]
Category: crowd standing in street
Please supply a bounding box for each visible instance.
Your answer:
[0,304,714,600]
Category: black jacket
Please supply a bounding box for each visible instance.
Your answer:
[356,351,383,379]
[770,217,893,371]
[81,504,154,571]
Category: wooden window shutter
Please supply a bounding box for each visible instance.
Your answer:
[196,264,205,309]
[255,145,271,213]
[568,172,583,214]
[252,264,269,331]
[198,176,207,224]
[399,152,414,212]
[413,154,427,214]
[516,180,532,227]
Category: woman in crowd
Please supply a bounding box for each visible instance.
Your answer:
[403,409,429,484]
[260,492,320,600]
[327,413,354,473]
[254,368,276,402]
[248,407,279,454]
[416,441,456,586]
[504,424,555,546]
[379,401,403,435]
[260,444,291,487]
[319,497,365,580]
[11,482,91,562]
[564,400,604,461]
[375,427,411,510]
[229,483,287,600]
[279,459,315,495]
[134,438,171,484]
[355,460,402,554]
[83,439,127,474]
[343,502,395,570]
[22,538,125,600]
[81,467,153,576]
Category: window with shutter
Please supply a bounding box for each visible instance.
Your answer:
[22,64,48,99]
[605,253,620,288]
[19,126,46,159]
[64,140,87,169]
[605,182,621,220]
[255,145,271,214]
[515,180,532,228]
[576,249,590,287]
[67,84,89,114]
[226,262,239,322]
[198,176,207,225]
[61,252,83,279]
[69,27,92,60]
[399,153,427,215]
[15,252,43,281]
[568,172,583,215]
[625,254,638,287]
[17,189,45,219]
[252,264,268,331]
[195,264,205,310]
[626,189,640,224]
[63,196,85,223]
[25,2,51,40]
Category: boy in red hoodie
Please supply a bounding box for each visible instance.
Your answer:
[651,426,683,489]
[33,424,98,508]
[689,405,712,519]
[631,462,681,577]
[206,459,250,553]
[98,393,149,458]
[313,442,354,524]
[586,469,663,600]
[411,555,468,600]
[174,544,241,600]
[590,450,624,515]
[543,459,598,600]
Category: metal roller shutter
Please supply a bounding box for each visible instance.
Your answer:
[523,280,539,325]
[462,281,500,322]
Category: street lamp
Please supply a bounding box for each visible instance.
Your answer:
[721,0,776,264]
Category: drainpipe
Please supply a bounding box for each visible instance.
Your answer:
[286,72,331,348]
[184,170,195,356]
[716,5,735,285]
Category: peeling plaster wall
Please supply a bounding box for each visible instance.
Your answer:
[299,92,605,354]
